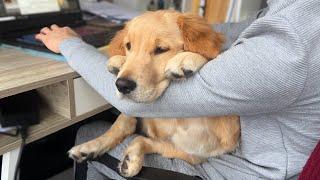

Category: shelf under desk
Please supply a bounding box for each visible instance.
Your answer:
[0,47,77,99]
[0,46,112,180]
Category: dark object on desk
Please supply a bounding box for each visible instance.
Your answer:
[0,90,40,128]
[7,23,120,53]
[0,0,123,52]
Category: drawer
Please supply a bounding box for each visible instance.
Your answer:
[74,78,109,116]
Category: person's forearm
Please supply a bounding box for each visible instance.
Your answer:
[60,16,307,118]
[59,19,255,118]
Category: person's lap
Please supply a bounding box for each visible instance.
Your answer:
[75,120,265,180]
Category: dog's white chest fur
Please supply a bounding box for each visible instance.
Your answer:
[171,120,220,157]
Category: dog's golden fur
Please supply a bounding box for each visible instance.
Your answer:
[69,10,240,177]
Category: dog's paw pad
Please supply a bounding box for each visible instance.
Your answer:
[171,72,184,79]
[108,67,119,75]
[120,155,129,172]
[119,155,130,177]
[69,153,80,161]
[68,149,85,162]
[68,140,106,163]
[165,52,207,80]
[80,152,94,160]
[182,69,194,78]
[165,69,194,80]
[107,55,126,75]
[118,154,143,177]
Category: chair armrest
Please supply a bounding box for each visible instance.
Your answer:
[127,166,202,180]
[94,154,202,180]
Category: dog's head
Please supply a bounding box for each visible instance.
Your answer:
[106,10,223,102]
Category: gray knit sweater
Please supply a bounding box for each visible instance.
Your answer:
[60,0,320,179]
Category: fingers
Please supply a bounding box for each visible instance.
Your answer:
[40,27,51,34]
[50,24,59,30]
[63,26,71,30]
[35,33,47,42]
[40,24,61,35]
[36,24,66,41]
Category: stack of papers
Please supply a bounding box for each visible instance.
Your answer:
[80,1,140,21]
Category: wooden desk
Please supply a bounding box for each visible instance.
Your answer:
[0,47,112,180]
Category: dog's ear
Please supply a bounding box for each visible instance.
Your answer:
[106,28,127,57]
[177,14,224,59]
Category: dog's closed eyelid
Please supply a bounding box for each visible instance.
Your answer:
[154,46,169,55]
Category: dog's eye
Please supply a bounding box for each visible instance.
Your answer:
[154,47,169,55]
[126,42,131,50]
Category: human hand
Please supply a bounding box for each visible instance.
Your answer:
[35,24,80,53]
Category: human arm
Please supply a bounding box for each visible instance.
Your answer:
[36,16,307,118]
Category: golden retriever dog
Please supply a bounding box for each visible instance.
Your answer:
[69,10,240,177]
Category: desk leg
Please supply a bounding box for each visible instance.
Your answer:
[1,148,20,180]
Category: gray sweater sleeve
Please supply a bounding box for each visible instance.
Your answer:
[60,16,307,118]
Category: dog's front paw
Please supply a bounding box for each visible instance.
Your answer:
[118,148,144,177]
[68,140,107,163]
[107,55,126,75]
[165,52,207,80]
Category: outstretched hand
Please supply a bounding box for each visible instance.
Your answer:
[35,24,80,53]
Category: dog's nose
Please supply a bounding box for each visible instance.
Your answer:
[116,78,136,94]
